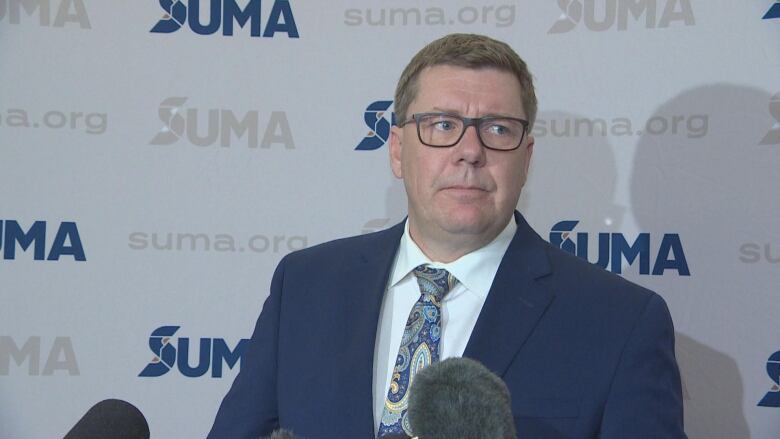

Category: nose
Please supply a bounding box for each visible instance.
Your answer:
[453,124,486,166]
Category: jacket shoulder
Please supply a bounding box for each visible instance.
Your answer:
[280,224,401,268]
[539,238,659,305]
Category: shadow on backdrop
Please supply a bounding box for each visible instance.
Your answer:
[520,110,624,232]
[630,84,777,438]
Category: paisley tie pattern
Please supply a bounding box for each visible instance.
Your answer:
[378,265,458,437]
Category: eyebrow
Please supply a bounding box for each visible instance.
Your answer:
[429,106,521,119]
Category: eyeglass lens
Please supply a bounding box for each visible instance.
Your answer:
[416,114,525,149]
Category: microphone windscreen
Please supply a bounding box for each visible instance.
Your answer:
[64,399,149,439]
[264,428,303,439]
[407,357,516,439]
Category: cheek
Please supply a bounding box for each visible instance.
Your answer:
[401,160,428,203]
[410,167,433,200]
[401,159,418,188]
[516,164,529,186]
[405,153,438,192]
[496,164,527,199]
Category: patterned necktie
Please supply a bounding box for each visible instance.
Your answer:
[378,265,458,437]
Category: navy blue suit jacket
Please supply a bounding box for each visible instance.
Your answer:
[209,213,685,438]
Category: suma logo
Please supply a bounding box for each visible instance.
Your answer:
[549,220,690,276]
[355,100,395,151]
[149,97,295,149]
[0,336,79,376]
[362,218,391,234]
[139,326,248,378]
[738,242,779,264]
[548,0,694,34]
[764,2,780,19]
[150,0,299,37]
[758,351,780,407]
[0,0,91,28]
[759,92,780,145]
[0,220,86,261]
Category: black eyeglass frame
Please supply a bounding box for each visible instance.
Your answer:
[398,112,530,151]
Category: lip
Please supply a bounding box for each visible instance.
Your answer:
[440,186,489,199]
[443,185,487,191]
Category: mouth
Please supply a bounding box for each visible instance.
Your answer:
[444,184,487,191]
[440,186,489,199]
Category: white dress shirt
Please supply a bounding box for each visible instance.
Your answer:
[372,217,517,433]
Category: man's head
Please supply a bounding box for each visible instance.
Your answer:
[389,34,536,262]
[394,33,537,130]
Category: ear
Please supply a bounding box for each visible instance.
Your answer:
[389,125,404,179]
[523,134,534,177]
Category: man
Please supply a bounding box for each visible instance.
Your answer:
[209,34,685,438]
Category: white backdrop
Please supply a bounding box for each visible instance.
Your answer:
[2,1,779,437]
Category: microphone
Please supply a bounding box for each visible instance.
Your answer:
[407,357,516,439]
[64,399,150,439]
[264,429,302,439]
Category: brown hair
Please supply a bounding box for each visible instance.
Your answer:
[394,33,537,128]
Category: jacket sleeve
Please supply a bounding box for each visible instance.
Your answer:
[600,293,687,438]
[207,256,288,438]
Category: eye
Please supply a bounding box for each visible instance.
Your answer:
[483,120,518,137]
[422,114,460,131]
[489,125,507,135]
[486,123,508,136]
[433,119,456,131]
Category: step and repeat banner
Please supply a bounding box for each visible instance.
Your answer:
[2,1,779,437]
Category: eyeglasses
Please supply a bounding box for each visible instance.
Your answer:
[398,112,530,151]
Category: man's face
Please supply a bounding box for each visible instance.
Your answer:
[390,65,534,255]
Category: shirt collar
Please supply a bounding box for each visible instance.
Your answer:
[388,217,517,298]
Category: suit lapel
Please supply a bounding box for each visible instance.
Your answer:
[463,212,555,377]
[330,214,553,433]
[334,221,405,436]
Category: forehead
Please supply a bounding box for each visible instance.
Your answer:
[412,65,525,117]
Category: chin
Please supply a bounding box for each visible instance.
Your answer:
[437,214,495,237]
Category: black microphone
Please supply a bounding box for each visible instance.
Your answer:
[64,399,150,439]
[407,357,516,439]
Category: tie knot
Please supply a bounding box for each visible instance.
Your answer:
[413,265,458,302]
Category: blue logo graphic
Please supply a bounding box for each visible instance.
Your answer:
[764,2,780,19]
[139,326,248,378]
[550,220,690,276]
[759,351,780,407]
[151,0,299,37]
[355,100,395,151]
[1,220,86,261]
